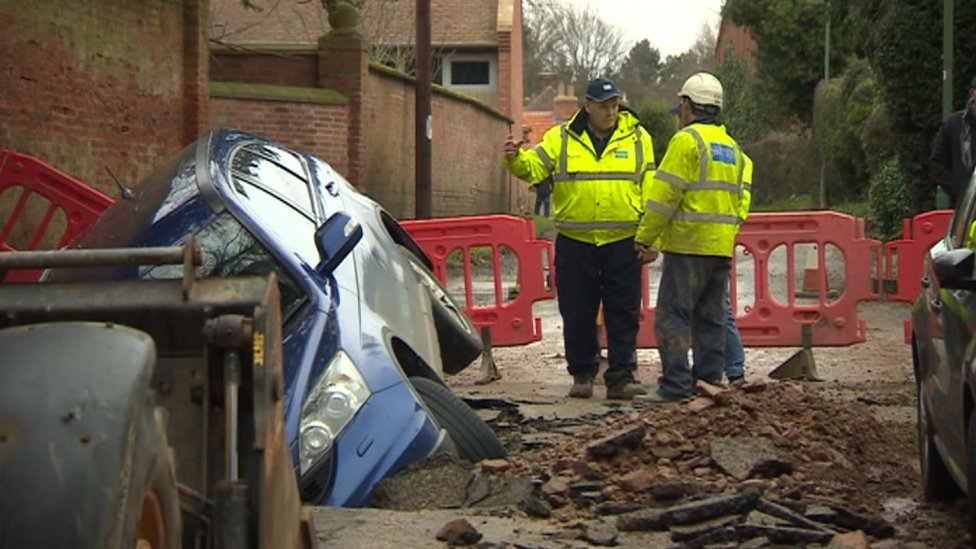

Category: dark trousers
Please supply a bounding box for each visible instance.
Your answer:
[554,234,642,388]
[534,193,551,216]
[655,252,731,398]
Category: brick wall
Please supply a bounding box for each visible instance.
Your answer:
[365,68,513,219]
[0,0,208,197]
[211,48,319,88]
[209,94,350,176]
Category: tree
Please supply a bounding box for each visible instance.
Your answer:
[614,40,663,105]
[724,0,841,125]
[523,0,627,93]
[716,43,768,144]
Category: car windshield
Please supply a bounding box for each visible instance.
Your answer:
[47,142,307,321]
[141,211,307,320]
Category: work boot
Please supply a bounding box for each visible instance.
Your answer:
[605,381,648,400]
[728,375,745,388]
[568,376,594,399]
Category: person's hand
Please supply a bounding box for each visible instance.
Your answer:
[634,243,659,264]
[504,135,526,159]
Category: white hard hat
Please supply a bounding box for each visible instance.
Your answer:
[678,72,723,109]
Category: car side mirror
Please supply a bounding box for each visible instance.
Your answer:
[314,212,363,275]
[933,248,976,290]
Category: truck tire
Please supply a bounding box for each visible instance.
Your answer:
[0,322,180,549]
[410,377,506,462]
[131,407,182,549]
[917,377,960,501]
[399,246,483,374]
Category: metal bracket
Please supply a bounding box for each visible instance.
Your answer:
[768,324,823,381]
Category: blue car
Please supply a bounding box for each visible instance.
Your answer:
[51,129,506,506]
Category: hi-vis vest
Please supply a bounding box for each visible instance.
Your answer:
[635,122,751,257]
[505,109,656,246]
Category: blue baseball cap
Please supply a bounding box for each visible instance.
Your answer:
[585,77,621,102]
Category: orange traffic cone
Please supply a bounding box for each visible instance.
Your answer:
[801,245,820,293]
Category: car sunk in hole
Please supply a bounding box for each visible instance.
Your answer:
[48,129,505,506]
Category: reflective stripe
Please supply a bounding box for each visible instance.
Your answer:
[634,126,645,181]
[672,211,743,225]
[534,145,553,172]
[555,220,639,231]
[646,199,677,216]
[553,172,641,182]
[690,180,743,195]
[559,126,569,174]
[655,170,689,190]
[742,182,753,192]
[682,127,709,182]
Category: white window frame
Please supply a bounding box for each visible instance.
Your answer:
[442,53,497,94]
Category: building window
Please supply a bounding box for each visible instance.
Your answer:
[450,61,490,85]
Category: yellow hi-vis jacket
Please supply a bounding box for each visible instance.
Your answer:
[635,122,752,257]
[505,109,656,246]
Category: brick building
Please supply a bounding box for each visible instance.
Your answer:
[209,0,527,218]
[0,0,527,225]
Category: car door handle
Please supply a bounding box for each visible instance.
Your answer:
[921,275,931,289]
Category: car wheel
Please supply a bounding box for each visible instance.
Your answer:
[917,378,959,501]
[399,246,482,374]
[410,377,507,462]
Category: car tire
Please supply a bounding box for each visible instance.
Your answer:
[917,378,960,501]
[399,246,482,375]
[410,377,507,462]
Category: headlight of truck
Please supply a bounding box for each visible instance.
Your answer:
[299,350,370,475]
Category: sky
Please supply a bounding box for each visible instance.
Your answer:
[562,0,726,58]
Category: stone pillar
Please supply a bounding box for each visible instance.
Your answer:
[318,1,369,191]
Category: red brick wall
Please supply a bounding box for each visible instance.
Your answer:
[715,18,757,72]
[210,97,350,176]
[365,69,513,219]
[0,0,208,196]
[210,50,319,88]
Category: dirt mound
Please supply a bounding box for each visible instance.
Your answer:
[498,381,917,518]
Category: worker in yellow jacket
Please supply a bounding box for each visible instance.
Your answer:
[503,77,655,400]
[633,72,752,404]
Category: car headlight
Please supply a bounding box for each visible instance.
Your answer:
[299,350,371,475]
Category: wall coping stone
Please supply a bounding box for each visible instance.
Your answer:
[210,82,347,105]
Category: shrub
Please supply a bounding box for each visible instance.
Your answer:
[867,155,914,240]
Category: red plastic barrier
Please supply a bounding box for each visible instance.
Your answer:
[626,212,883,348]
[0,150,114,282]
[402,215,555,347]
[883,209,952,303]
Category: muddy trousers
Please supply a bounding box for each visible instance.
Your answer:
[725,287,745,379]
[554,234,642,388]
[655,252,731,399]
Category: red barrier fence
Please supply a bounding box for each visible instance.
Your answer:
[731,212,881,347]
[402,215,555,347]
[883,209,952,303]
[0,150,114,282]
[0,149,946,350]
[613,212,884,349]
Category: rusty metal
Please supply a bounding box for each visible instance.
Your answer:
[0,245,310,548]
[0,242,202,270]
